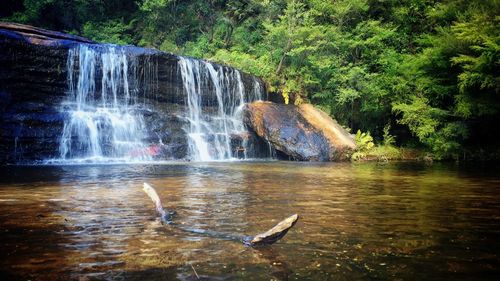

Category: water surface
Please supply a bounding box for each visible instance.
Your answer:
[0,161,499,280]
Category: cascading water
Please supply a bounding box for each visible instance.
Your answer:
[57,44,151,162]
[178,57,266,161]
[51,43,270,163]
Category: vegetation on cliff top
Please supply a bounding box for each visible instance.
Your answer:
[2,0,499,160]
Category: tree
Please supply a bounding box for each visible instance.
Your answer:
[3,0,499,159]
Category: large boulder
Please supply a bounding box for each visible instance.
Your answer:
[243,101,356,161]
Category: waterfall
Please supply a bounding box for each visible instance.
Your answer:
[178,57,265,161]
[58,44,151,162]
[53,44,270,163]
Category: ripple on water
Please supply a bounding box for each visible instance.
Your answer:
[0,162,499,280]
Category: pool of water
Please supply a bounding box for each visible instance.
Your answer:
[0,161,499,280]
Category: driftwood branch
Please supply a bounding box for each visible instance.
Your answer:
[247,214,299,246]
[143,183,166,218]
[142,182,298,246]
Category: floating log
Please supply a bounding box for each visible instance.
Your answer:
[142,182,298,246]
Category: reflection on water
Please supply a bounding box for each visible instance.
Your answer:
[0,162,499,280]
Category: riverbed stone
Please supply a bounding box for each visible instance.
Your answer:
[243,101,356,161]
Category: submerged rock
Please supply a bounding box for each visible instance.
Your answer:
[243,101,356,161]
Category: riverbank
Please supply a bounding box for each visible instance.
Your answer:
[352,145,427,162]
[352,145,500,163]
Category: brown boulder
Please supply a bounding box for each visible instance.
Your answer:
[243,101,356,161]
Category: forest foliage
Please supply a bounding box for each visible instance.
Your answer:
[2,0,499,160]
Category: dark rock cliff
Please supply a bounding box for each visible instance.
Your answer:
[0,22,267,163]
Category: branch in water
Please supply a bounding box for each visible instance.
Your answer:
[142,182,298,246]
[143,182,166,219]
[245,214,299,246]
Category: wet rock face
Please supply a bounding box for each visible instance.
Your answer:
[243,101,356,161]
[0,23,267,163]
[0,25,71,163]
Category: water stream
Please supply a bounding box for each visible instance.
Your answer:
[55,45,270,164]
[0,162,498,280]
[178,57,264,161]
[58,44,152,162]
